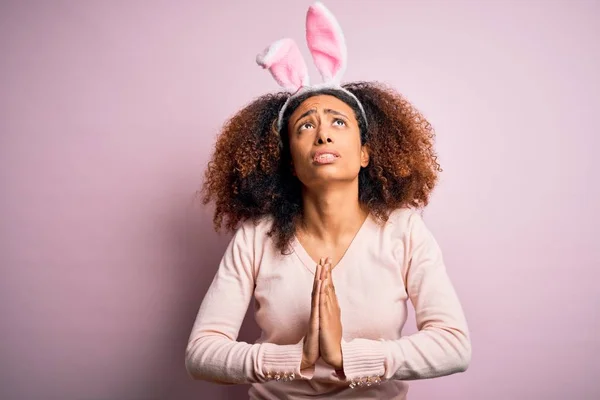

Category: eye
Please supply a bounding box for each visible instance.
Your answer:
[299,122,314,131]
[333,118,346,127]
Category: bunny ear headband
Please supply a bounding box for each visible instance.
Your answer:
[256,1,368,133]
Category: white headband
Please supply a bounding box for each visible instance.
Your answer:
[255,2,368,133]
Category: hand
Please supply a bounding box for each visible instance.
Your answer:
[301,259,325,370]
[319,258,343,370]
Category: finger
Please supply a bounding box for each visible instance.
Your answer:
[329,264,335,293]
[312,265,322,303]
[323,270,337,310]
[312,280,321,316]
[326,263,335,290]
[321,258,329,280]
[312,264,321,299]
[329,281,339,310]
[319,282,329,323]
[317,259,324,278]
[319,291,326,325]
[326,282,334,308]
[320,274,329,296]
[320,279,328,303]
[332,284,339,307]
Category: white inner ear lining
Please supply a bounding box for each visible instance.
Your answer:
[276,86,369,134]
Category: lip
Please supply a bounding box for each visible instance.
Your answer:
[312,150,341,164]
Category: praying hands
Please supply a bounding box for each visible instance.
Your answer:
[301,257,343,370]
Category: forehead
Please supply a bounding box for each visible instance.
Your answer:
[289,94,356,121]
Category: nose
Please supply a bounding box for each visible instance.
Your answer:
[315,125,333,145]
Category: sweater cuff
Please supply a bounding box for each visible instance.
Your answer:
[261,338,314,381]
[340,337,386,380]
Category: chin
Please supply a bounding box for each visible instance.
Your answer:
[303,172,358,187]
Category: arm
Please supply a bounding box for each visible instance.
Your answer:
[340,211,471,385]
[185,221,314,384]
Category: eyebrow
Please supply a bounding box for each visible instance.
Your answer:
[293,108,349,127]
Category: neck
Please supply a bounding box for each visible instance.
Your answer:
[299,181,368,243]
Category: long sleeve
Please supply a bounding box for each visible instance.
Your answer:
[185,220,314,384]
[340,211,471,382]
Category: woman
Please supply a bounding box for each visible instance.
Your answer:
[185,3,471,399]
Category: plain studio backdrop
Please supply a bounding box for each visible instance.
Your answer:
[1,0,598,399]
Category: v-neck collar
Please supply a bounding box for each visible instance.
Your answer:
[291,213,375,275]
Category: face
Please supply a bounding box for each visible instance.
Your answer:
[287,94,369,188]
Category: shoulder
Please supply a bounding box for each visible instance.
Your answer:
[225,215,277,279]
[380,208,444,280]
[232,215,275,244]
[377,207,439,256]
[385,207,444,263]
[381,206,428,237]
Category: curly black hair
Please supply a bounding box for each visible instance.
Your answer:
[201,81,441,253]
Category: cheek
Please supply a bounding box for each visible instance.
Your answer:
[289,134,313,156]
[288,139,302,163]
[288,138,310,173]
[340,135,364,161]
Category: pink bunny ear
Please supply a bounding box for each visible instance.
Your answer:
[305,2,347,84]
[256,38,310,92]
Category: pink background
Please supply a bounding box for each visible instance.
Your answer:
[1,0,598,399]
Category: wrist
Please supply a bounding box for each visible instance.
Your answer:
[300,353,314,370]
[326,350,343,369]
[300,359,314,370]
[331,357,343,370]
[332,343,343,369]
